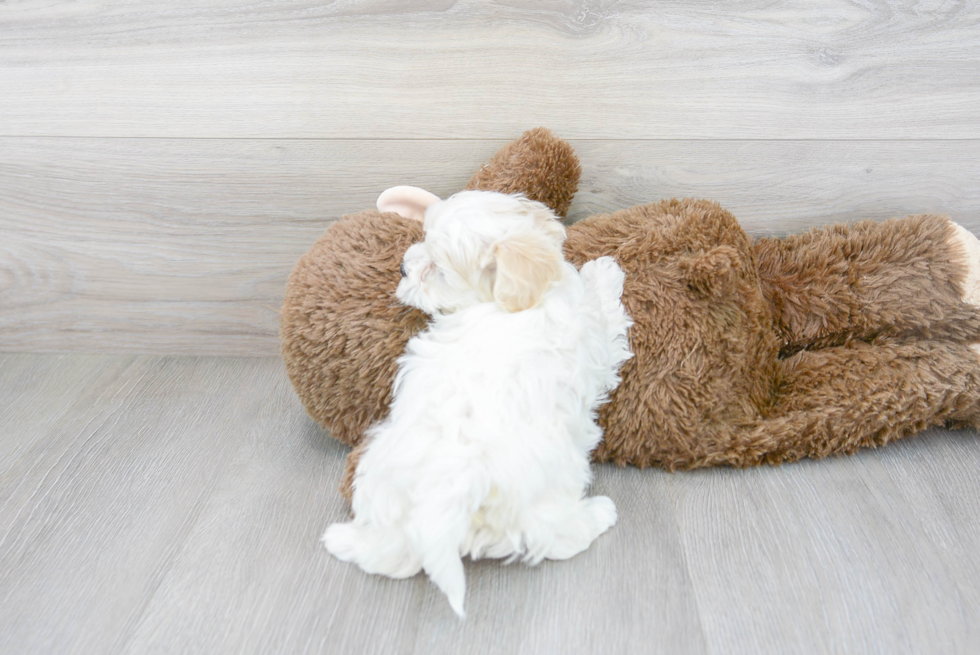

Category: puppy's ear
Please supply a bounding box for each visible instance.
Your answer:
[515,197,566,247]
[492,232,564,312]
[376,186,441,222]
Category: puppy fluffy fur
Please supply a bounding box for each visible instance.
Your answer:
[322,191,632,617]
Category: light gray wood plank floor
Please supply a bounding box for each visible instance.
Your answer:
[2,1,979,139]
[1,353,978,655]
[2,1,980,653]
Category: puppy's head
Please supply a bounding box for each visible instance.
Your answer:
[392,190,566,314]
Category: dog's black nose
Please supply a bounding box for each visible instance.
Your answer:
[400,262,407,278]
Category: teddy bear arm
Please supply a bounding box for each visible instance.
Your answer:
[753,213,980,353]
[716,339,980,467]
[464,127,581,218]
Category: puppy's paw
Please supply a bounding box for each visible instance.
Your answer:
[581,256,626,296]
[581,257,633,343]
[535,496,618,562]
[586,495,618,535]
[949,222,980,306]
[324,522,422,579]
[322,522,361,562]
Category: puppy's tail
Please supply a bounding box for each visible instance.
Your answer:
[412,475,488,619]
[423,545,467,618]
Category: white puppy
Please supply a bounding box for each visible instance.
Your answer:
[323,189,633,618]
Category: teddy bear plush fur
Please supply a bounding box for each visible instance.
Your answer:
[280,129,980,499]
[567,200,980,470]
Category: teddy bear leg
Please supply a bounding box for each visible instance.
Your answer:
[753,215,980,353]
[719,339,980,467]
[338,441,367,502]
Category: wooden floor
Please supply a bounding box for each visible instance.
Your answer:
[0,353,977,654]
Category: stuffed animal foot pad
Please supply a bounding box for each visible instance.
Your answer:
[948,220,980,364]
[951,221,980,307]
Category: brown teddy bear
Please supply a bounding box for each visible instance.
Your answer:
[281,129,980,499]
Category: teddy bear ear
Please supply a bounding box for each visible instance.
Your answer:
[680,245,741,297]
[376,186,441,222]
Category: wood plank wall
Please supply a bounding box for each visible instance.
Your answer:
[2,1,979,355]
